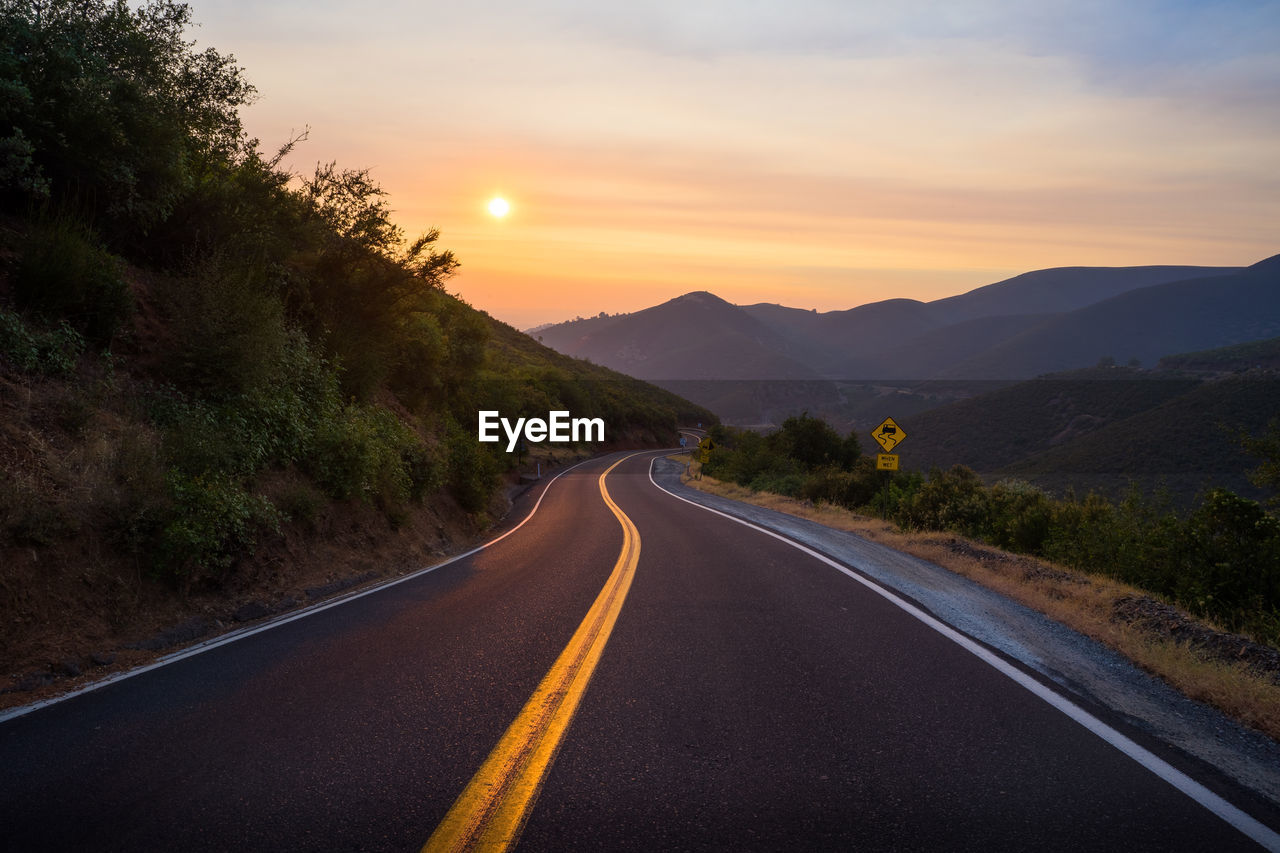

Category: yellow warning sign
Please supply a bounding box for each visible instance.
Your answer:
[876,454,899,471]
[871,417,906,452]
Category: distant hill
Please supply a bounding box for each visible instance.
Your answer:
[534,291,822,381]
[532,263,1258,383]
[530,260,1273,427]
[996,374,1280,503]
[941,256,1280,378]
[895,340,1280,504]
[895,368,1202,473]
[1157,336,1280,374]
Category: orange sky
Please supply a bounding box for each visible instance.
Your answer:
[194,1,1280,329]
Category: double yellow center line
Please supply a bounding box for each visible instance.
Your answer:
[422,454,642,852]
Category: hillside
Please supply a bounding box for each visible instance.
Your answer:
[896,345,1280,504]
[535,264,1245,382]
[531,261,1270,426]
[944,256,1280,378]
[0,1,712,695]
[534,291,822,380]
[997,374,1280,501]
[896,368,1202,473]
[1158,337,1280,374]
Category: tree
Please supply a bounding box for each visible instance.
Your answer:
[769,412,856,471]
[0,0,255,238]
[1243,417,1280,510]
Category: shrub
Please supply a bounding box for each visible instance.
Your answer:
[161,258,288,398]
[1179,489,1280,623]
[986,479,1054,554]
[1044,492,1120,571]
[13,217,131,346]
[769,412,857,470]
[0,309,84,375]
[896,466,988,535]
[445,422,499,513]
[157,471,279,583]
[308,404,424,509]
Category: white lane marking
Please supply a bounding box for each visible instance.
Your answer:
[0,456,605,725]
[647,459,1280,852]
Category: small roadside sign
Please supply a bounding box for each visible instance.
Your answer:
[871,417,906,452]
[876,454,899,471]
[698,437,716,464]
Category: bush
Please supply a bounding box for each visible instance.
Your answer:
[445,422,499,513]
[0,309,84,375]
[308,404,428,509]
[986,479,1054,554]
[12,218,130,346]
[161,258,289,398]
[1044,492,1120,571]
[157,471,279,583]
[1179,489,1280,623]
[896,466,988,535]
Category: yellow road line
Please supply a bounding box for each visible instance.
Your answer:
[422,453,643,853]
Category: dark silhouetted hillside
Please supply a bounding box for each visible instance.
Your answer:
[534,291,822,380]
[532,263,1255,385]
[944,257,1280,378]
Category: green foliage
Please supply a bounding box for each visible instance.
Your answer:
[445,421,499,513]
[709,413,1280,644]
[0,0,716,593]
[1181,489,1280,618]
[703,417,863,498]
[157,471,279,582]
[0,0,254,236]
[1243,417,1280,508]
[13,217,130,345]
[308,403,435,509]
[0,309,84,375]
[985,479,1054,554]
[896,466,988,536]
[798,460,883,509]
[161,257,288,397]
[771,412,861,470]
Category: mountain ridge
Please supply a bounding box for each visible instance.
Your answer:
[531,260,1273,385]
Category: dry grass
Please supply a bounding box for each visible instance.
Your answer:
[681,469,1280,743]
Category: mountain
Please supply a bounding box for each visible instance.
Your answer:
[924,265,1238,324]
[533,291,822,380]
[532,263,1252,384]
[530,260,1272,426]
[942,256,1280,379]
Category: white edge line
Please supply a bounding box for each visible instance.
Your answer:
[647,457,1280,852]
[0,456,601,726]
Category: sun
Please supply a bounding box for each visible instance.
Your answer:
[487,197,510,218]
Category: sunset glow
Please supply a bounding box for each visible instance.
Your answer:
[192,0,1280,329]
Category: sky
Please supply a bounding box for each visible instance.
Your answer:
[191,0,1280,330]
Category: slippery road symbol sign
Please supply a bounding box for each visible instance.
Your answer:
[871,417,906,453]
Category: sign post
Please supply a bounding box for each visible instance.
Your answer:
[870,418,907,518]
[699,437,716,465]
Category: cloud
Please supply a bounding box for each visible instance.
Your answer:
[187,0,1279,326]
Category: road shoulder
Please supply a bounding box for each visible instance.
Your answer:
[650,455,1280,815]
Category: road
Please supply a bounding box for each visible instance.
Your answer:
[2,450,1278,851]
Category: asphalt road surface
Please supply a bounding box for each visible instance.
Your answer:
[2,450,1278,851]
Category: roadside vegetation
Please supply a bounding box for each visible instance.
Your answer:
[0,0,712,685]
[680,465,1280,741]
[702,416,1280,650]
